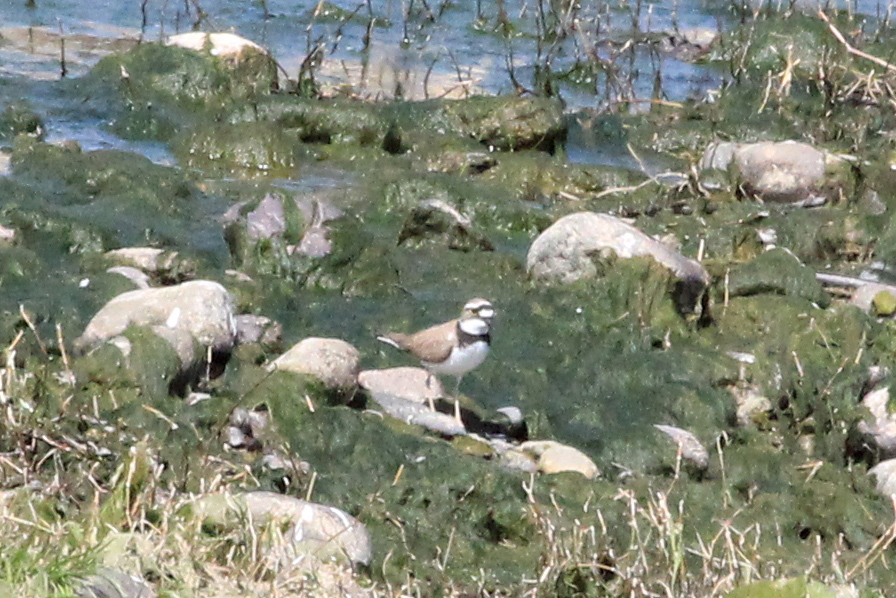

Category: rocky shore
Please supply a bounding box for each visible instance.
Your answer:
[2,12,896,598]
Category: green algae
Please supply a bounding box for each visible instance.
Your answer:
[726,248,828,306]
[872,291,896,317]
[173,121,305,173]
[230,96,387,146]
[84,41,275,118]
[0,102,44,140]
[726,577,841,598]
[262,399,544,586]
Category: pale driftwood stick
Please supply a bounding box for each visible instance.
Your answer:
[816,272,877,288]
[819,11,896,73]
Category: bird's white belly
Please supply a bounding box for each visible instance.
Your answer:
[424,341,489,376]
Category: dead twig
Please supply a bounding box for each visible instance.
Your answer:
[819,11,896,73]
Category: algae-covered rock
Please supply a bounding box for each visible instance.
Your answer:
[233,314,282,348]
[76,280,237,387]
[165,33,277,95]
[726,248,828,306]
[232,94,564,154]
[397,198,494,251]
[105,247,195,283]
[96,36,275,105]
[9,139,208,251]
[421,95,566,152]
[73,324,192,399]
[701,140,852,205]
[857,386,896,457]
[106,266,151,289]
[188,491,372,570]
[294,197,344,258]
[173,122,301,172]
[725,576,838,598]
[268,337,360,399]
[731,382,773,427]
[0,102,44,140]
[527,212,709,314]
[872,290,896,317]
[229,96,386,146]
[222,193,304,255]
[222,193,354,284]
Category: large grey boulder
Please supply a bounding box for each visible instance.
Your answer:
[526,212,709,313]
[76,280,237,357]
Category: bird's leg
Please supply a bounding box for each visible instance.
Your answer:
[426,371,438,411]
[453,375,463,425]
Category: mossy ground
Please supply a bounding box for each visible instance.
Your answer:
[5,6,896,597]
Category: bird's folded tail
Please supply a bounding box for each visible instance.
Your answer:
[376,334,406,350]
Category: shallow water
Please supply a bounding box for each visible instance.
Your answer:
[0,0,720,166]
[4,0,892,169]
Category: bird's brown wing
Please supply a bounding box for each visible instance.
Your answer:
[405,319,458,363]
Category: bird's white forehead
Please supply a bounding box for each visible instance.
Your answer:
[464,298,494,315]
